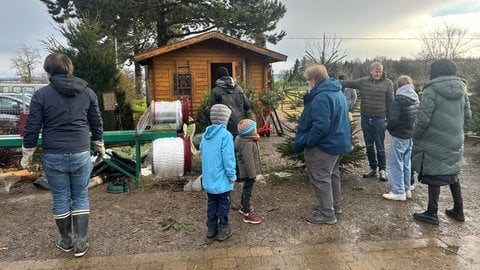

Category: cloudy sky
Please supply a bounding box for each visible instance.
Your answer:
[1,0,480,77]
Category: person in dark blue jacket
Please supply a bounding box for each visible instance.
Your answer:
[21,53,104,258]
[294,64,352,225]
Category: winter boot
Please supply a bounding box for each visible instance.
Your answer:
[216,226,233,242]
[446,181,465,221]
[54,214,73,252]
[73,213,89,257]
[413,185,439,225]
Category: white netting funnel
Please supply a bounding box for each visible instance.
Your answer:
[152,137,184,178]
[152,100,183,130]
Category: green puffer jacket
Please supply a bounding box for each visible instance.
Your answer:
[341,73,394,118]
[412,76,472,176]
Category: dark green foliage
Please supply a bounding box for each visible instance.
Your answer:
[42,18,133,131]
[40,0,286,52]
[195,91,211,134]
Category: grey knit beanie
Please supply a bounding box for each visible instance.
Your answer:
[210,104,231,125]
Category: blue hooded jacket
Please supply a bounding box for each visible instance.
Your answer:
[294,79,352,155]
[200,124,236,194]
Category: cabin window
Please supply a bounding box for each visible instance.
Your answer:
[173,73,191,95]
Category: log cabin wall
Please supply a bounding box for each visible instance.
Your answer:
[145,41,271,118]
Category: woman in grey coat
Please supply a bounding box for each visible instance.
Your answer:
[412,59,471,225]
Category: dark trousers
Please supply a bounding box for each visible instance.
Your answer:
[240,178,255,213]
[206,191,231,229]
[427,178,463,214]
[361,116,386,170]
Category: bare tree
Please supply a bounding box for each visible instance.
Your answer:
[301,34,348,78]
[418,23,473,60]
[10,44,41,83]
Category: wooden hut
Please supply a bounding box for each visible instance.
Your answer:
[133,31,287,118]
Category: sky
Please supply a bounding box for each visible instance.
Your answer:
[1,0,480,77]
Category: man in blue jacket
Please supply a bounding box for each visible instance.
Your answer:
[294,64,352,225]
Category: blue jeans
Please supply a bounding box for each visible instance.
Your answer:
[361,116,386,170]
[206,191,231,229]
[43,151,92,218]
[387,136,412,194]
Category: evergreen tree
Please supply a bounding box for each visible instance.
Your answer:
[42,18,130,131]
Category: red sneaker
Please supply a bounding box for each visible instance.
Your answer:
[238,205,254,215]
[242,211,263,224]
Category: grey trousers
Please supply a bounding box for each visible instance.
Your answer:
[304,147,341,217]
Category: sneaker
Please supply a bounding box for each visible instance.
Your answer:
[445,209,465,222]
[216,227,233,242]
[382,192,406,201]
[413,211,439,225]
[306,213,337,225]
[207,227,218,238]
[409,185,415,191]
[406,190,412,199]
[379,170,388,181]
[242,212,263,224]
[363,169,377,178]
[238,205,255,215]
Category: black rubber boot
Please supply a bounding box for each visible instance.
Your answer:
[413,185,439,225]
[54,215,73,252]
[446,180,465,221]
[73,214,89,257]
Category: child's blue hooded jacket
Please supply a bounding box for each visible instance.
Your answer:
[200,124,236,194]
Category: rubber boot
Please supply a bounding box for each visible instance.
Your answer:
[54,215,73,252]
[73,213,89,257]
[413,185,439,225]
[446,180,465,221]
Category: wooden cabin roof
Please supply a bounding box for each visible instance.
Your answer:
[134,31,287,64]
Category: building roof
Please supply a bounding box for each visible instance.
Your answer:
[134,31,287,65]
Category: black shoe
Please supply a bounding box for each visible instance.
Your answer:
[363,169,377,178]
[413,211,439,225]
[207,227,218,238]
[445,209,465,222]
[306,212,337,225]
[216,227,232,241]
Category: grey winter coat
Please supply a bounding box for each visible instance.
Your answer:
[234,136,262,180]
[412,76,471,177]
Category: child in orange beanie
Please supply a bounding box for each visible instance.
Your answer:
[234,119,263,224]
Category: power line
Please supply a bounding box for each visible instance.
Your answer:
[284,37,480,40]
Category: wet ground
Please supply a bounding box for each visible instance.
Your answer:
[1,134,479,269]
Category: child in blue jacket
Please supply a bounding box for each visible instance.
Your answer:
[200,104,237,241]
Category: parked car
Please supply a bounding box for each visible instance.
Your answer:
[0,94,29,133]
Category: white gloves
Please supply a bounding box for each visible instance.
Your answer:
[256,174,265,181]
[92,140,106,162]
[21,146,36,169]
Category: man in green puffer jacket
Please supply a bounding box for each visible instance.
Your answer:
[412,58,472,225]
[341,62,394,181]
